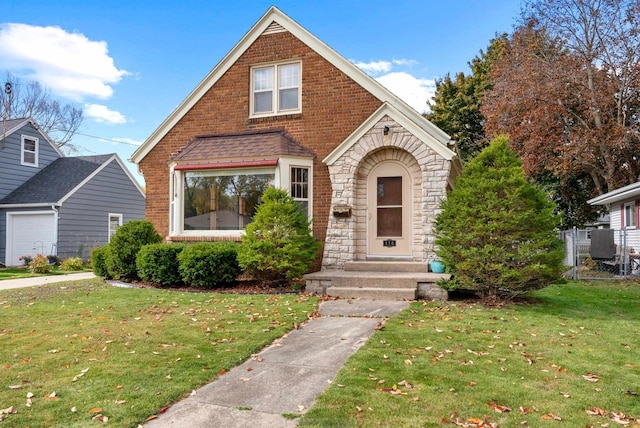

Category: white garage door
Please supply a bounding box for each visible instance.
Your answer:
[6,212,57,266]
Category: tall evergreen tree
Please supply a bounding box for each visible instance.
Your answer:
[434,136,564,304]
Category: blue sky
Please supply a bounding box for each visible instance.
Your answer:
[0,1,522,184]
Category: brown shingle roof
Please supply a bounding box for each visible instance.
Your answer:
[171,128,315,164]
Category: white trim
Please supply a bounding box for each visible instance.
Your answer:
[5,210,57,266]
[130,6,454,165]
[108,213,123,242]
[588,181,640,206]
[0,203,57,208]
[5,118,64,157]
[324,102,457,166]
[21,135,39,167]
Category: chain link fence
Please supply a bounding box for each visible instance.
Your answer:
[560,228,640,280]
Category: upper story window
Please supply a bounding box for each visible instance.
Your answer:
[21,135,38,167]
[251,62,301,117]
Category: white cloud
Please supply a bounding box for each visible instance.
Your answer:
[0,23,128,101]
[84,103,127,124]
[353,60,392,75]
[376,72,435,114]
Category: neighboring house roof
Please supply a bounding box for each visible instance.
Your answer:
[171,128,315,169]
[130,6,455,165]
[1,117,64,157]
[587,181,640,206]
[0,154,145,206]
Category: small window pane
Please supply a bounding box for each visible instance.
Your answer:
[254,91,272,112]
[254,68,273,90]
[279,63,299,87]
[279,88,298,110]
[23,151,36,165]
[24,140,36,152]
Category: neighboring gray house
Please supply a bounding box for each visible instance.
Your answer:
[0,118,145,265]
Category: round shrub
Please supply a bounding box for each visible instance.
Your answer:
[91,246,111,278]
[60,257,83,271]
[29,254,53,274]
[137,243,185,287]
[105,220,162,280]
[178,242,240,288]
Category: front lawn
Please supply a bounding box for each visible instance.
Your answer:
[0,266,73,281]
[0,279,318,427]
[300,281,640,427]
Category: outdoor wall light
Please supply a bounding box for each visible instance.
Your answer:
[383,126,389,135]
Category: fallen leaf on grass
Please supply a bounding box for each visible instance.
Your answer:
[487,401,511,413]
[542,413,562,420]
[89,407,102,414]
[583,373,601,382]
[586,407,607,416]
[45,391,57,400]
[92,413,108,423]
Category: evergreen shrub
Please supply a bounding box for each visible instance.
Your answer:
[434,136,564,303]
[136,243,185,287]
[237,187,320,285]
[104,220,162,280]
[91,246,110,278]
[178,242,240,288]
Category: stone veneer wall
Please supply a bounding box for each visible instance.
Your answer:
[322,115,452,270]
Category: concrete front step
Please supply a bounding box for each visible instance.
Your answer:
[344,261,429,273]
[304,269,450,301]
[326,286,416,300]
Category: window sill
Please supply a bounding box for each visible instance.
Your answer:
[249,113,302,123]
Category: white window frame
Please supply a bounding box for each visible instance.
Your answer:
[169,157,313,239]
[21,135,39,167]
[290,166,310,218]
[108,213,123,241]
[624,202,636,229]
[250,61,301,118]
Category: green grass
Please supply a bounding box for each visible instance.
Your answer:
[0,279,318,427]
[299,281,640,427]
[0,266,88,280]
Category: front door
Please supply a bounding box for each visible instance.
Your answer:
[367,161,411,258]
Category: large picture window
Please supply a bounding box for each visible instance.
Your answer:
[251,62,300,117]
[183,170,274,231]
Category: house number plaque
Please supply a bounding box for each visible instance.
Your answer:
[383,239,396,247]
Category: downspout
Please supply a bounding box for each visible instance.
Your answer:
[51,205,59,256]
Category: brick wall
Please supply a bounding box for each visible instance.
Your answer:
[139,30,382,258]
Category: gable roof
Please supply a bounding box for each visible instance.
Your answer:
[2,117,64,157]
[0,154,145,206]
[588,181,640,206]
[130,6,454,165]
[171,128,315,166]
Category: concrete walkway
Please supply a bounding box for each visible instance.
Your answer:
[145,299,410,428]
[0,272,96,290]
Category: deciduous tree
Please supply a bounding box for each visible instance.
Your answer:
[482,0,640,223]
[1,72,83,147]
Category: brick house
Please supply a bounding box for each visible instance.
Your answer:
[131,7,461,298]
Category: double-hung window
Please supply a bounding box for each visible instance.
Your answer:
[290,167,309,217]
[108,214,123,241]
[624,202,637,229]
[251,62,301,117]
[21,135,38,167]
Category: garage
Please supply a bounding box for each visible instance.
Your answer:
[6,212,57,266]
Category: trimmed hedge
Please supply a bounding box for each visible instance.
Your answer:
[136,243,185,287]
[91,246,110,278]
[178,242,240,288]
[104,220,162,280]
